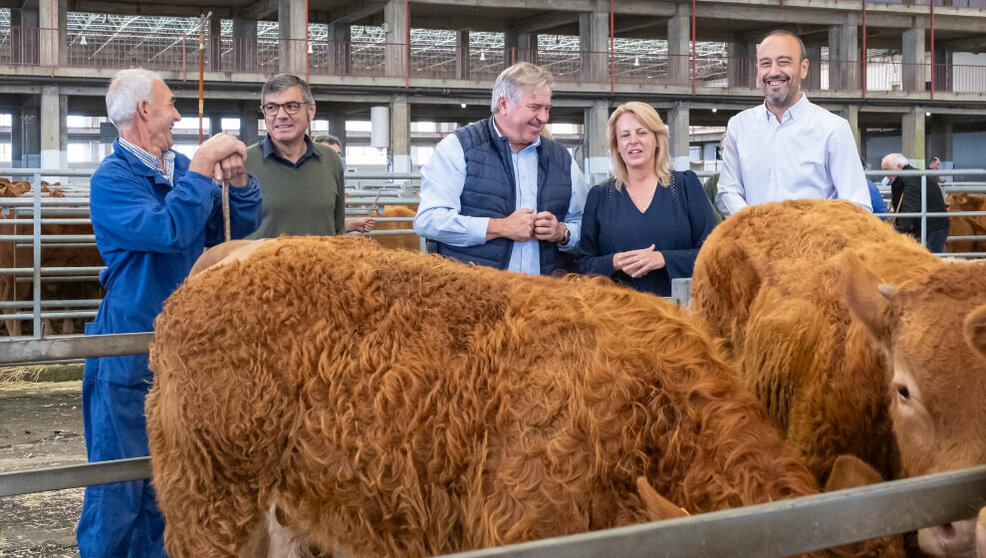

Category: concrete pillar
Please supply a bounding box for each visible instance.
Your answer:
[20,96,41,168]
[326,112,346,149]
[39,0,67,67]
[841,104,861,149]
[278,0,308,75]
[580,10,609,83]
[933,48,952,93]
[668,5,690,87]
[456,30,470,79]
[391,95,410,173]
[902,26,925,93]
[328,23,351,75]
[209,16,222,71]
[668,101,690,170]
[504,30,535,66]
[10,7,39,65]
[927,117,952,162]
[240,102,259,146]
[727,36,755,88]
[10,109,24,167]
[805,42,822,92]
[902,106,926,165]
[40,86,66,169]
[384,0,407,77]
[584,100,610,185]
[232,18,257,73]
[829,24,859,91]
[210,114,223,137]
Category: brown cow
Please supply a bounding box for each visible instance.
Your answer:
[148,236,898,558]
[846,257,986,557]
[0,187,104,336]
[372,204,421,251]
[691,199,986,556]
[945,192,986,255]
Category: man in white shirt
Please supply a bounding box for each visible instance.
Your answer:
[716,30,871,217]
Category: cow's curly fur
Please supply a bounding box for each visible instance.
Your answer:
[149,235,892,557]
[691,199,943,484]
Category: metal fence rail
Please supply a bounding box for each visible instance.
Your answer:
[2,330,986,555]
[0,169,426,338]
[446,466,986,558]
[3,168,986,338]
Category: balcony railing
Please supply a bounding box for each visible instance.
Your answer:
[3,27,985,98]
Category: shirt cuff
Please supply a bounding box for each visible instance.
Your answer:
[467,217,491,245]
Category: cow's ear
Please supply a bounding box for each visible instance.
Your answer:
[845,254,895,349]
[964,303,986,361]
[636,477,689,522]
[825,454,885,491]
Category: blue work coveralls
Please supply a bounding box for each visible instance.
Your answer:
[77,139,262,557]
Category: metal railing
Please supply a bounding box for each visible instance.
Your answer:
[3,168,985,338]
[863,168,986,256]
[4,26,986,97]
[0,169,425,338]
[2,331,986,557]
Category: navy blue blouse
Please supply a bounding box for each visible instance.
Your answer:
[577,170,717,296]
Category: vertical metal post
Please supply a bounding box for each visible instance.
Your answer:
[861,0,867,99]
[404,0,410,88]
[305,0,311,82]
[930,0,935,101]
[198,22,205,144]
[691,0,697,95]
[32,171,42,338]
[609,0,614,94]
[920,175,928,248]
[671,278,692,307]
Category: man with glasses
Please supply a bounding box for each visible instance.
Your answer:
[245,73,351,238]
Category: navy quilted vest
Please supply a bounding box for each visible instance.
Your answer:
[434,117,573,275]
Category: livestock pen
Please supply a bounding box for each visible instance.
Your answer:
[3,168,986,555]
[1,332,986,556]
[0,169,428,338]
[4,167,986,339]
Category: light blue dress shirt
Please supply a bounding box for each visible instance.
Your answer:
[716,94,871,217]
[414,121,588,275]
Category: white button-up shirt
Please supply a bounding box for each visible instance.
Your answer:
[716,94,871,217]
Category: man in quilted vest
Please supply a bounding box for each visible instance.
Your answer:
[413,62,588,275]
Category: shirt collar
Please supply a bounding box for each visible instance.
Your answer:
[117,137,176,184]
[491,116,541,153]
[762,92,809,123]
[260,134,319,163]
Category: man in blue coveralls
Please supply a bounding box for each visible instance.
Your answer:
[76,68,262,557]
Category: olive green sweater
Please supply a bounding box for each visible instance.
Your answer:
[244,141,346,239]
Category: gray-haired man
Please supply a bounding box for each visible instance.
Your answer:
[413,62,587,275]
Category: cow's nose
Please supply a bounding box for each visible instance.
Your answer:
[919,519,977,557]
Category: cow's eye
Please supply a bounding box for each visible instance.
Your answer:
[896,385,910,400]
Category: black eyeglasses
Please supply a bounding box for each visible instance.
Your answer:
[260,101,309,117]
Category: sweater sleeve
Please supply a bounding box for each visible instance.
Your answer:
[661,171,717,280]
[576,183,615,277]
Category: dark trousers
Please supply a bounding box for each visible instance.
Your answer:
[922,228,950,254]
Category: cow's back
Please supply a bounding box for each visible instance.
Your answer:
[691,200,940,482]
[149,236,831,557]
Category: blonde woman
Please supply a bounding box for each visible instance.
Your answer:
[578,102,716,296]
